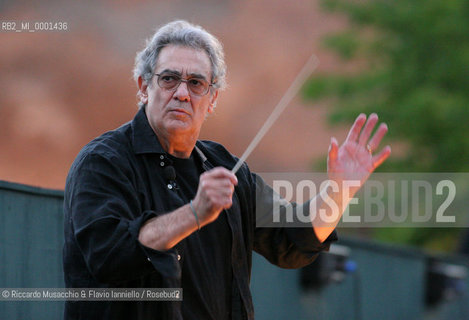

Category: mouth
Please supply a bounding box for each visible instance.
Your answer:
[168,108,191,116]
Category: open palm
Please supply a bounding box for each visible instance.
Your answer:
[327,113,391,189]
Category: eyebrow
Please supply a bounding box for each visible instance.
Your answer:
[158,69,208,81]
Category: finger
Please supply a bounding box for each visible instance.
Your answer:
[212,179,236,192]
[345,113,367,143]
[208,190,234,206]
[328,137,339,166]
[222,198,233,209]
[206,167,230,176]
[368,123,388,151]
[358,113,378,147]
[207,189,234,202]
[202,179,235,193]
[206,167,238,185]
[372,146,391,169]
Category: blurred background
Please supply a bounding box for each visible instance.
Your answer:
[1,0,469,318]
[0,0,350,189]
[1,0,468,252]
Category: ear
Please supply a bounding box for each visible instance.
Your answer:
[138,76,148,104]
[207,90,219,114]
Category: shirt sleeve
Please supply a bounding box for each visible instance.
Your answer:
[65,152,180,285]
[251,172,338,269]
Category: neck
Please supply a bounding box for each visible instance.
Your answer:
[155,128,198,159]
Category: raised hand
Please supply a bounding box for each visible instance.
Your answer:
[327,113,391,191]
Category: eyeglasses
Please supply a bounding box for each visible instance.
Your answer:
[154,72,213,96]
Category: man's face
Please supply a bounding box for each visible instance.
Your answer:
[139,45,218,143]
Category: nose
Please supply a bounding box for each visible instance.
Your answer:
[173,81,191,102]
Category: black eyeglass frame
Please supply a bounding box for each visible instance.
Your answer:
[153,72,214,96]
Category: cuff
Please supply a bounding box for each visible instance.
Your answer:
[128,210,181,279]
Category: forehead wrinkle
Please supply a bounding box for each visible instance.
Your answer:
[158,69,208,81]
[155,46,211,79]
[159,69,182,76]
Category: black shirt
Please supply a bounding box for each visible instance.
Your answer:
[167,153,232,319]
[63,107,337,320]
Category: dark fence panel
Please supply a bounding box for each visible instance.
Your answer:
[251,237,469,320]
[0,181,64,319]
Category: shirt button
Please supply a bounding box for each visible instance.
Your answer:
[160,162,165,167]
[147,257,151,262]
[167,184,173,190]
[160,155,164,160]
[177,254,181,261]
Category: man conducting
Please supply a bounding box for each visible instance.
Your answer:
[63,20,390,319]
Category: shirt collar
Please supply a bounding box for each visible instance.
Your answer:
[131,107,209,167]
[131,107,166,154]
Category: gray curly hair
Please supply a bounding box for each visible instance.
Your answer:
[133,20,226,103]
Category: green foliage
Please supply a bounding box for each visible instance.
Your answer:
[322,31,361,60]
[304,0,469,251]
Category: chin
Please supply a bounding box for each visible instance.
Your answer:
[165,120,193,134]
